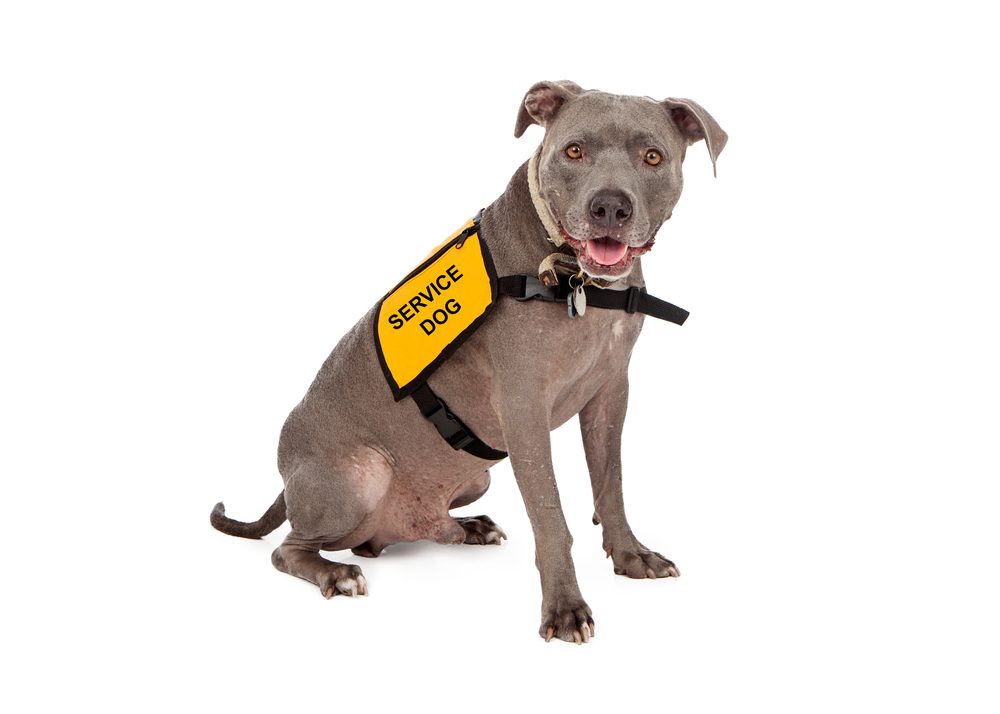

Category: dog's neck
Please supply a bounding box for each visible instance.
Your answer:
[527,146,565,248]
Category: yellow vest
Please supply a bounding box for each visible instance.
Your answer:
[374,218,498,400]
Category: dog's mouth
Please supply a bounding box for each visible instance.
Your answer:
[558,225,654,277]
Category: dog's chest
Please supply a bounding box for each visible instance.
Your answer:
[450,295,644,420]
[537,301,644,403]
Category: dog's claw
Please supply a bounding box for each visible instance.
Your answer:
[337,578,359,596]
[540,601,595,644]
[485,527,507,544]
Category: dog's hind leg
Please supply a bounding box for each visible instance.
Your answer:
[272,448,391,597]
[272,541,368,598]
[449,470,507,545]
[448,469,492,508]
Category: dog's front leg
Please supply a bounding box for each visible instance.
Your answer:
[580,371,680,580]
[495,387,594,644]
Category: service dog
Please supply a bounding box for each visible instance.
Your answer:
[212,80,726,643]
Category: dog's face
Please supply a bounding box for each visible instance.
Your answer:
[515,81,727,280]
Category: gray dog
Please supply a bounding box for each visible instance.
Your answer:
[211,80,726,644]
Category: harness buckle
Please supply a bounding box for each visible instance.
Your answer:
[424,398,475,450]
[625,286,644,314]
[515,275,556,301]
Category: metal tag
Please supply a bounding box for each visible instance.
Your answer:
[574,284,586,316]
[567,284,586,318]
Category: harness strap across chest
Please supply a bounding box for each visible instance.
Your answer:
[496,274,689,325]
[373,215,689,461]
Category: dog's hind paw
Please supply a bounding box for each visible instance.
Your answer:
[608,545,680,579]
[455,515,507,545]
[317,564,369,599]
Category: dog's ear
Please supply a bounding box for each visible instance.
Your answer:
[662,98,728,177]
[514,80,584,138]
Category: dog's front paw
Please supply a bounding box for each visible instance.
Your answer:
[540,597,595,644]
[608,545,680,579]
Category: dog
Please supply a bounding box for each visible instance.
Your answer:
[211,80,726,644]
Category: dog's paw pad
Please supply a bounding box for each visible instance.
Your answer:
[455,515,507,545]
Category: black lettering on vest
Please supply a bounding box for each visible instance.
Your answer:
[418,287,436,304]
[388,314,404,330]
[432,308,448,325]
[420,319,435,335]
[445,298,461,315]
[408,295,425,312]
[399,304,414,321]
[435,275,451,291]
[446,265,463,283]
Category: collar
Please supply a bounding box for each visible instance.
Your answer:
[527,147,626,290]
[527,146,565,248]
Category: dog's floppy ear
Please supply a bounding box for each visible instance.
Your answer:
[515,80,584,138]
[662,98,728,177]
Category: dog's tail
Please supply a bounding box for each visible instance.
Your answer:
[210,491,287,539]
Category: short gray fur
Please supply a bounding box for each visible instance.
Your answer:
[211,81,727,644]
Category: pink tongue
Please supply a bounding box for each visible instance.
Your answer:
[586,237,628,266]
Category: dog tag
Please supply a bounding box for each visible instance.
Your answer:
[574,284,586,316]
[567,284,586,318]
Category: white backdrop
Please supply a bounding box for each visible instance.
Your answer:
[2,1,998,711]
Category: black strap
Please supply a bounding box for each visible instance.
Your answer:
[410,270,684,462]
[497,274,689,325]
[410,383,508,461]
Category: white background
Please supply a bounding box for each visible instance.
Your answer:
[2,1,998,711]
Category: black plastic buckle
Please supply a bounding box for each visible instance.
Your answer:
[514,275,556,301]
[424,399,475,450]
[624,286,643,314]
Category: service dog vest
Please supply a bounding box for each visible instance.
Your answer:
[373,214,690,461]
[374,217,498,401]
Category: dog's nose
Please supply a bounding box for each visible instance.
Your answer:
[589,191,633,228]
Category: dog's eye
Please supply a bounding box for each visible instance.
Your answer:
[644,149,663,166]
[565,144,583,160]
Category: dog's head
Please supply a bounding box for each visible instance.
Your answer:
[515,81,727,280]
